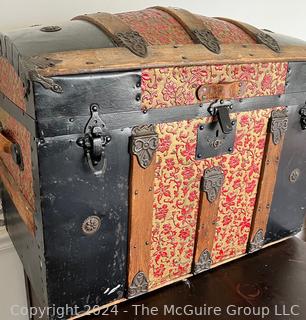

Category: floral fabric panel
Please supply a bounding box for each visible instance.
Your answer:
[117,9,193,45]
[198,16,255,44]
[0,57,26,111]
[142,63,288,110]
[149,109,271,288]
[0,108,35,209]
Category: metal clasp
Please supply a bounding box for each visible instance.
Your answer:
[208,101,233,134]
[76,104,111,176]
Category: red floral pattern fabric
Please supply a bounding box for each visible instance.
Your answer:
[142,63,288,109]
[117,9,193,45]
[149,110,272,287]
[198,16,255,44]
[0,57,26,111]
[0,58,34,209]
[117,9,255,45]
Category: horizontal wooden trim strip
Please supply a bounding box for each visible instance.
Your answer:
[0,159,35,236]
[36,43,306,77]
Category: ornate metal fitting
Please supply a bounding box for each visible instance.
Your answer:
[256,31,280,53]
[193,29,220,54]
[299,107,306,130]
[248,229,265,253]
[128,271,148,298]
[201,167,224,202]
[40,26,62,32]
[115,31,148,58]
[76,104,111,175]
[270,109,288,145]
[21,56,63,94]
[131,125,158,169]
[289,168,300,183]
[82,215,101,235]
[193,249,212,274]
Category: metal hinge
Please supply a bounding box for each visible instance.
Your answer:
[76,104,111,175]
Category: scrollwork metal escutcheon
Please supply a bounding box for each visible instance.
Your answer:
[193,249,212,274]
[131,125,158,169]
[128,271,148,298]
[270,109,288,145]
[200,167,224,203]
[256,31,280,53]
[248,229,265,253]
[193,29,220,54]
[115,31,148,57]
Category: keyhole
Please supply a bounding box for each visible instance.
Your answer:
[216,130,219,138]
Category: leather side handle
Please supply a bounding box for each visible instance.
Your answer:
[0,123,23,170]
[215,17,280,53]
[197,81,246,101]
[73,12,148,57]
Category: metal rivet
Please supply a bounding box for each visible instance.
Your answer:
[142,108,148,114]
[82,216,101,235]
[220,100,224,104]
[266,159,270,165]
[239,99,243,103]
[135,190,139,195]
[182,56,187,60]
[228,147,233,152]
[229,105,233,109]
[145,241,149,245]
[266,203,270,209]
[149,187,153,192]
[197,153,202,158]
[91,104,98,112]
[231,120,235,126]
[136,81,141,88]
[136,94,141,101]
[199,125,204,130]
[69,118,74,122]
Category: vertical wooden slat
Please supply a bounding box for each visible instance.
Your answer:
[248,110,288,252]
[127,154,156,297]
[193,167,224,274]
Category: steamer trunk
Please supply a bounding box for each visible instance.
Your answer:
[0,7,306,319]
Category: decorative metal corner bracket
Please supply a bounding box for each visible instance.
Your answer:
[131,125,158,169]
[248,229,265,253]
[200,167,224,202]
[256,32,280,53]
[115,31,148,58]
[21,56,63,94]
[128,271,148,298]
[193,249,212,274]
[193,29,220,54]
[270,109,288,145]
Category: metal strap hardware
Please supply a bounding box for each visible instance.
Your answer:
[200,167,224,203]
[130,125,158,169]
[73,13,148,57]
[270,109,288,145]
[154,7,220,54]
[215,17,280,53]
[76,104,111,175]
